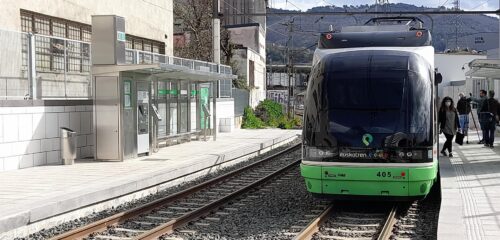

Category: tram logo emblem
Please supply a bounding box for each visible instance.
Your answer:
[362,134,373,146]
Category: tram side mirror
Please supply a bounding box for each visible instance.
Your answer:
[435,72,443,85]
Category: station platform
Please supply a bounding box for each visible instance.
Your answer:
[439,134,500,240]
[0,129,300,237]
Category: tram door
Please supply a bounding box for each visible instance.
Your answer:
[137,81,150,154]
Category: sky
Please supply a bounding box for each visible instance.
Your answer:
[268,0,500,11]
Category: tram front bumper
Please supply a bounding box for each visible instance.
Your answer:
[300,163,438,197]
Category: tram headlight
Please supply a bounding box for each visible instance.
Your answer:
[304,146,337,160]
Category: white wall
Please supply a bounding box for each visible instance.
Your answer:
[435,53,487,96]
[228,25,267,108]
[247,48,266,108]
[216,99,235,133]
[208,99,235,133]
[0,105,94,172]
[0,0,174,55]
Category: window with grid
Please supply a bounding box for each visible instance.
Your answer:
[21,10,92,73]
[21,10,166,71]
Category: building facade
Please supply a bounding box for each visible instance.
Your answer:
[226,24,266,108]
[2,0,174,54]
[222,0,267,32]
[436,53,487,98]
[0,0,233,171]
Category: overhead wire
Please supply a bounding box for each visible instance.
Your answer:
[471,0,494,10]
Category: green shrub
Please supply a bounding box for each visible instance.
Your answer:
[277,116,292,129]
[292,116,303,127]
[241,107,264,129]
[242,99,302,130]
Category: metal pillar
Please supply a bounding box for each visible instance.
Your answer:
[187,82,191,133]
[212,0,221,64]
[27,33,37,99]
[213,81,218,141]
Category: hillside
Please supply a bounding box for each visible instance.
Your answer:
[266,3,499,64]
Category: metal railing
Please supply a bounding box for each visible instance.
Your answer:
[0,28,233,100]
[34,34,91,99]
[125,49,232,76]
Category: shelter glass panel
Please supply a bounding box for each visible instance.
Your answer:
[157,81,168,138]
[168,81,178,135]
[179,82,189,133]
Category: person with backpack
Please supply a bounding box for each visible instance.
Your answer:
[471,90,488,144]
[456,92,471,144]
[479,90,500,148]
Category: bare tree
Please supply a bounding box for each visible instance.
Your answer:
[174,0,237,65]
[174,0,213,62]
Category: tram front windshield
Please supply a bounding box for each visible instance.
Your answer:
[323,52,432,150]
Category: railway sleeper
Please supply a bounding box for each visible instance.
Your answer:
[145,215,171,221]
[325,227,378,234]
[215,211,230,215]
[317,234,372,240]
[335,216,383,222]
[177,229,198,235]
[114,228,146,234]
[330,222,380,228]
[94,235,132,240]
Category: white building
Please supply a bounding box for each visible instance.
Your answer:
[226,23,267,108]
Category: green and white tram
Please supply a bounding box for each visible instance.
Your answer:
[301,17,440,200]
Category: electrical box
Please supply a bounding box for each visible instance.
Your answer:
[91,15,126,65]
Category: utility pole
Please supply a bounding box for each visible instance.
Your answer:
[213,0,221,64]
[212,0,220,141]
[285,18,294,119]
[453,0,460,50]
[376,0,389,14]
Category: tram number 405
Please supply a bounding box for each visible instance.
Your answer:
[376,171,392,177]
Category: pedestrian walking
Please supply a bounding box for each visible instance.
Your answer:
[439,97,460,157]
[470,90,488,144]
[479,90,500,148]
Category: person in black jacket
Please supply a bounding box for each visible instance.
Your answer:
[439,96,460,157]
[471,90,488,144]
[457,92,471,137]
[479,90,500,148]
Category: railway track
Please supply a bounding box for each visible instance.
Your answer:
[294,203,398,240]
[50,143,301,240]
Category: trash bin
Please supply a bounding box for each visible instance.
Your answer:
[60,127,77,165]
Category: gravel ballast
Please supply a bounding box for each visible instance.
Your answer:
[163,162,327,240]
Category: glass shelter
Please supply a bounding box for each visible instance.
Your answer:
[93,63,233,161]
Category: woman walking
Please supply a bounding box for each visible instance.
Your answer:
[439,97,460,157]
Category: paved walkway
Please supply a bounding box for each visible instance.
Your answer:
[0,129,300,235]
[439,134,500,240]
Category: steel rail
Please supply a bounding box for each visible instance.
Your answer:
[292,204,334,240]
[377,206,398,240]
[50,143,300,240]
[226,10,500,17]
[134,159,301,239]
